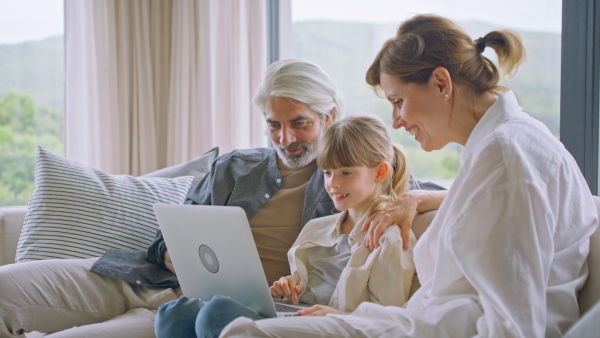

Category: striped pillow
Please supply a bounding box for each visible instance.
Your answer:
[15,146,194,262]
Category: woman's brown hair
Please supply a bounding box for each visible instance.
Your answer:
[366,14,526,95]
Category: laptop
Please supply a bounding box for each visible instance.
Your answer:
[153,203,310,317]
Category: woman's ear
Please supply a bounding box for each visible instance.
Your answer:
[430,67,453,98]
[374,162,390,183]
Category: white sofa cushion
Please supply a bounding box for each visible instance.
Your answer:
[15,146,194,262]
[0,205,27,266]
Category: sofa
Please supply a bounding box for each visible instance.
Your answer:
[1,146,599,335]
[2,197,600,335]
[0,205,26,267]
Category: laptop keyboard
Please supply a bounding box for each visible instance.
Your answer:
[275,302,303,313]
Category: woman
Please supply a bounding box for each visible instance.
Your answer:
[220,14,598,337]
[155,116,417,337]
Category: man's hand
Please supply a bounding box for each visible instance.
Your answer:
[361,190,447,250]
[298,305,346,316]
[164,249,176,274]
[270,275,303,304]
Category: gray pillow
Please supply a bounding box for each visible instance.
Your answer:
[142,147,219,192]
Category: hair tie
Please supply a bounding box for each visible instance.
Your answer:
[475,37,486,53]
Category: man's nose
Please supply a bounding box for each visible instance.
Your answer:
[279,127,297,146]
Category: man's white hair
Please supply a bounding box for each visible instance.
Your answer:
[253,59,346,122]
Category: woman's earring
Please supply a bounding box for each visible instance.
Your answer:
[444,94,449,98]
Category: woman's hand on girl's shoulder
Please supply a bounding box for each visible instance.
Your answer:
[362,189,447,250]
[362,190,421,250]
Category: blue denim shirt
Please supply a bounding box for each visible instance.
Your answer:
[91,147,445,288]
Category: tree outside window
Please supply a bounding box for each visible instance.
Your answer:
[288,0,561,188]
[0,0,64,206]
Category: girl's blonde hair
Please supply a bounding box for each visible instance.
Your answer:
[316,115,410,214]
[366,14,526,95]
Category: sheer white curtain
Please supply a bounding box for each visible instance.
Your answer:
[65,0,267,175]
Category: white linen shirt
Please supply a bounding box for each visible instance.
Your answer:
[288,210,417,312]
[333,91,598,337]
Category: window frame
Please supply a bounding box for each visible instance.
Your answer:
[560,0,600,194]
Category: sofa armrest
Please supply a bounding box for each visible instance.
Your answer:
[0,205,27,266]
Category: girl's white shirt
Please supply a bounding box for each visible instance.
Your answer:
[288,209,417,312]
[330,91,598,337]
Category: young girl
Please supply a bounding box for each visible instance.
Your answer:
[155,115,417,337]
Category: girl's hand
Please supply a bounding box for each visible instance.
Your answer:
[270,275,303,304]
[298,305,347,316]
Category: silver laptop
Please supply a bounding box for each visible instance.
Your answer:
[153,203,310,317]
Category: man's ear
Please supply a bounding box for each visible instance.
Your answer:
[430,67,453,98]
[324,114,332,128]
[374,162,390,183]
[324,108,336,128]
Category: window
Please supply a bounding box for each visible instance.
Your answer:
[286,0,561,188]
[0,0,64,206]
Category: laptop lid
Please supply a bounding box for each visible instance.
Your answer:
[153,203,305,318]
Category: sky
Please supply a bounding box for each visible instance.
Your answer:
[0,0,63,44]
[292,0,562,33]
[0,0,561,45]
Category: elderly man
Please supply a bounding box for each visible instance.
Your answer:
[0,59,444,338]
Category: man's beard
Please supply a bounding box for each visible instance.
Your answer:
[274,126,324,169]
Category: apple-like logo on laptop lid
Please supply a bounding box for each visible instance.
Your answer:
[198,244,219,273]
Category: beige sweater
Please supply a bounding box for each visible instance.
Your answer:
[288,210,417,312]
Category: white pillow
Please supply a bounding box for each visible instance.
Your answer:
[15,146,194,262]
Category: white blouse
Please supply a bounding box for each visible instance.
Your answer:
[289,210,416,312]
[333,91,598,337]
